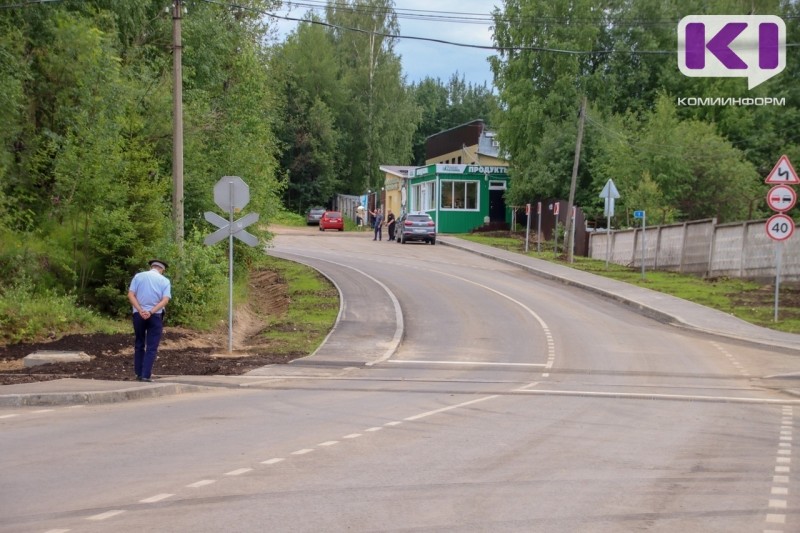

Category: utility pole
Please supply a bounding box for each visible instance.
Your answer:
[172,0,184,248]
[564,95,587,263]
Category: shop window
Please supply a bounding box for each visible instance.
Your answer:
[440,181,478,210]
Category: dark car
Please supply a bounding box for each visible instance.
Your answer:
[319,211,344,231]
[396,212,436,245]
[305,206,326,225]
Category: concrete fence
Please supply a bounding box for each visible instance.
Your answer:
[588,218,800,281]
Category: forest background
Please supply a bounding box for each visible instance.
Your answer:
[0,0,798,343]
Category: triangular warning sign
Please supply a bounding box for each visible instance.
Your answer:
[765,155,800,184]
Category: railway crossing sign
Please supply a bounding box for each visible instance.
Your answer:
[767,184,797,213]
[204,211,259,246]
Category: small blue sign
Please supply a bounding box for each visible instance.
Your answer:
[633,210,645,219]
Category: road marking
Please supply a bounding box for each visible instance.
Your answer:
[766,514,786,523]
[404,395,499,422]
[365,427,382,432]
[87,510,125,521]
[44,529,70,533]
[343,433,361,439]
[772,487,789,495]
[224,468,252,476]
[187,480,215,488]
[140,493,173,503]
[0,414,19,419]
[318,441,339,446]
[32,409,55,413]
[388,360,546,367]
[272,251,403,366]
[769,499,787,509]
[513,388,800,405]
[261,458,285,464]
[291,448,314,455]
[384,421,402,426]
[422,270,556,377]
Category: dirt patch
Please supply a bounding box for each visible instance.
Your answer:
[0,268,299,386]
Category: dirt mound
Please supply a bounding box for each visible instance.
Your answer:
[0,268,299,385]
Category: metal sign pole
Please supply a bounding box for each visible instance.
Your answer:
[525,204,531,253]
[775,241,783,322]
[537,202,542,253]
[641,211,646,280]
[228,180,234,353]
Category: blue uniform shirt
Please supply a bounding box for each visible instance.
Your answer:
[129,269,172,314]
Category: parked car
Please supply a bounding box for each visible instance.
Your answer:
[396,212,436,245]
[319,211,344,231]
[305,206,326,225]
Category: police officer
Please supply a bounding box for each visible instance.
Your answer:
[127,259,172,382]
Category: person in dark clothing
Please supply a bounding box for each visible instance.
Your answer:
[386,210,396,241]
[370,208,384,241]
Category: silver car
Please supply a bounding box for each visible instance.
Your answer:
[396,212,436,245]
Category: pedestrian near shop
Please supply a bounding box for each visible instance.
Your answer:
[386,210,396,241]
[371,208,384,241]
[127,259,172,382]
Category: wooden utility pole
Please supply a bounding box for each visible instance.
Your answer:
[172,0,184,247]
[565,95,587,263]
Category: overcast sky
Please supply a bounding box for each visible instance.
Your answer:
[271,1,501,88]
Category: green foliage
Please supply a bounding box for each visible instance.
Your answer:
[0,277,125,344]
[491,0,799,227]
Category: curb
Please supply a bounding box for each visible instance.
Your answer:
[0,382,211,407]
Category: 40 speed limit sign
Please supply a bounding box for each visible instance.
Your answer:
[766,213,795,241]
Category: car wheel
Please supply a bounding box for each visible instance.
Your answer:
[400,234,405,244]
[319,226,323,231]
[338,228,343,231]
[430,238,436,245]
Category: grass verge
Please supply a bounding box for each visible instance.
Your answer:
[255,255,338,356]
[460,233,800,334]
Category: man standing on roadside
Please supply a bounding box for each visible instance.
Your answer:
[371,207,384,241]
[127,259,171,382]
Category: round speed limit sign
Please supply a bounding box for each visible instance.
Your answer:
[766,213,795,241]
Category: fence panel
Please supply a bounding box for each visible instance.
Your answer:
[589,217,800,281]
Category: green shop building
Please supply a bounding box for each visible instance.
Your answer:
[405,164,510,234]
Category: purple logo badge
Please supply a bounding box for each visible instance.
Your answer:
[678,16,785,89]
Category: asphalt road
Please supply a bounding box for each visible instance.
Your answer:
[1,227,798,532]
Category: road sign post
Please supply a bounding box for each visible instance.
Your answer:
[525,203,531,253]
[634,210,646,280]
[536,202,542,253]
[552,202,560,256]
[600,179,620,268]
[205,176,259,353]
[764,155,798,321]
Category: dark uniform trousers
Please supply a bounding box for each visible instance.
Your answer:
[132,312,164,379]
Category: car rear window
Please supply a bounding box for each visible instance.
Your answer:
[408,215,432,222]
[327,212,341,217]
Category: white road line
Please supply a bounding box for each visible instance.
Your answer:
[86,510,125,521]
[342,433,361,439]
[774,475,789,483]
[291,448,314,455]
[318,441,339,446]
[404,395,499,422]
[224,468,252,476]
[384,421,402,426]
[771,487,789,495]
[766,514,786,523]
[32,409,55,413]
[388,360,546,367]
[261,458,285,464]
[769,499,787,509]
[775,466,790,473]
[44,529,70,533]
[187,480,215,488]
[514,388,800,405]
[0,414,19,419]
[365,427,382,432]
[140,493,173,503]
[273,251,402,366]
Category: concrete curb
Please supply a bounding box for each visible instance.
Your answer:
[0,382,212,407]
